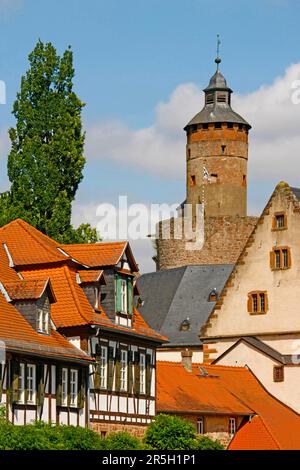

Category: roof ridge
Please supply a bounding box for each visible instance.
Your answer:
[61,241,127,248]
[15,219,65,260]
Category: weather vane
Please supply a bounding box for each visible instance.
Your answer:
[215,34,221,70]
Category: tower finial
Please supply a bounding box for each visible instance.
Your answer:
[215,34,221,70]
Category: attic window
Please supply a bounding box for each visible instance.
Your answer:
[247,291,268,315]
[191,125,197,133]
[214,123,222,129]
[37,305,50,335]
[238,124,244,131]
[202,123,208,130]
[227,123,233,129]
[270,247,291,271]
[180,319,190,332]
[206,93,214,105]
[208,289,218,302]
[272,212,287,231]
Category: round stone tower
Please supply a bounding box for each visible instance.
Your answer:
[184,58,251,217]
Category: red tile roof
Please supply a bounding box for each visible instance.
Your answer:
[157,362,300,450]
[61,242,127,267]
[3,279,53,301]
[77,270,105,284]
[0,290,91,362]
[0,219,67,266]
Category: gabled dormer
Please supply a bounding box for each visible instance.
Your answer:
[3,278,56,335]
[76,270,106,311]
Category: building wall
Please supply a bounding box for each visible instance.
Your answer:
[202,185,300,355]
[157,349,203,363]
[156,215,256,271]
[215,341,300,413]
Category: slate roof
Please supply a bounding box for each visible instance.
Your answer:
[137,264,234,346]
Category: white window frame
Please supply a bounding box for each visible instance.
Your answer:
[26,364,36,404]
[120,350,128,391]
[94,286,100,309]
[18,363,25,404]
[229,417,236,437]
[62,368,68,406]
[197,417,204,435]
[100,346,108,389]
[140,353,146,394]
[70,369,78,407]
[38,308,49,334]
[120,279,127,313]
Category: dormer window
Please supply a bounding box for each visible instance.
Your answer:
[116,274,133,316]
[209,289,218,302]
[38,307,49,334]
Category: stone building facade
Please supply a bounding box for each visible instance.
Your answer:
[155,58,257,271]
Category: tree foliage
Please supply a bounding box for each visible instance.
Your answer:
[0,40,99,243]
[144,414,223,450]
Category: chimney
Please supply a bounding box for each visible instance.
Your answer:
[181,349,193,372]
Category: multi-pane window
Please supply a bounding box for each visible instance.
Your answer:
[27,365,36,404]
[120,279,128,313]
[120,350,128,391]
[270,247,291,270]
[70,369,78,407]
[272,213,287,230]
[18,363,36,404]
[229,418,236,437]
[274,366,284,383]
[62,368,68,406]
[197,417,204,435]
[38,308,49,334]
[100,346,108,389]
[248,292,268,315]
[18,363,25,403]
[140,353,146,395]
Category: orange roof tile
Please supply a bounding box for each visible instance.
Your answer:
[78,270,105,284]
[3,279,52,301]
[157,362,300,450]
[0,290,91,362]
[0,219,67,266]
[60,242,128,267]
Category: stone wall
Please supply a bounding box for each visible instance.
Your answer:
[91,421,147,438]
[156,215,257,271]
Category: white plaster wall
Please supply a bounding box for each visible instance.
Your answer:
[157,349,203,363]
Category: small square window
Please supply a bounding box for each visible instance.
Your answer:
[273,366,284,383]
[272,213,287,231]
[248,292,268,315]
[190,175,196,187]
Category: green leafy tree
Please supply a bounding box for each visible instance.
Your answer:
[103,432,142,450]
[0,40,99,243]
[144,414,223,450]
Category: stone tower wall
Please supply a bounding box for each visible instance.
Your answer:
[155,215,257,271]
[186,123,248,217]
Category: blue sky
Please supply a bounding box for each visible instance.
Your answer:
[1,0,300,271]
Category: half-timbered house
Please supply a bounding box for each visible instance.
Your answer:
[0,219,166,435]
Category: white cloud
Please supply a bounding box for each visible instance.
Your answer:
[86,63,300,184]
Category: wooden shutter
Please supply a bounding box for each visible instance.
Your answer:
[270,250,275,270]
[77,368,86,409]
[115,348,121,392]
[145,354,152,397]
[56,365,62,407]
[128,350,134,394]
[115,273,121,313]
[127,279,133,316]
[107,346,114,391]
[134,351,140,396]
[94,345,101,390]
[37,364,45,407]
[10,360,20,404]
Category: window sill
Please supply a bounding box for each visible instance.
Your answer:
[249,311,267,315]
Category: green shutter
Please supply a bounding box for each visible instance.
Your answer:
[37,364,45,407]
[94,363,101,390]
[127,279,133,316]
[77,369,86,409]
[56,365,62,407]
[115,348,121,392]
[134,352,140,396]
[10,360,20,404]
[107,347,114,391]
[115,273,121,313]
[128,350,133,394]
[145,354,152,397]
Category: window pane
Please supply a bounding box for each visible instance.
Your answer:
[62,368,68,406]
[140,354,146,394]
[100,346,107,388]
[252,294,258,312]
[260,293,265,312]
[120,350,127,391]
